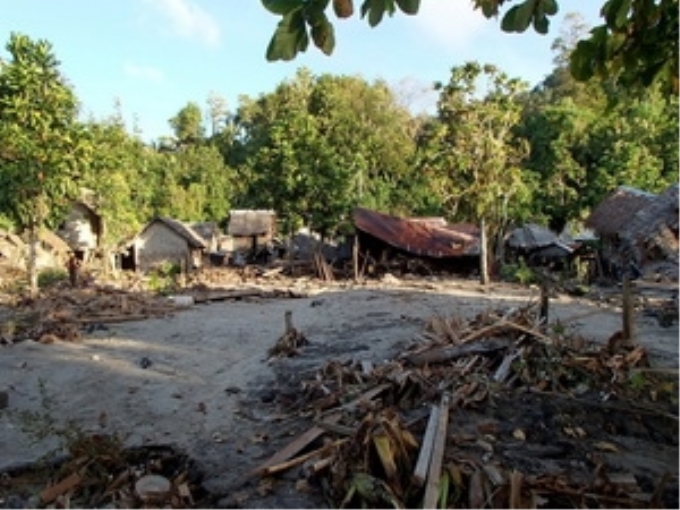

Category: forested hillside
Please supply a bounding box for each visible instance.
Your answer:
[0,15,677,264]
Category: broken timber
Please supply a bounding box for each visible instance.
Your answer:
[412,405,439,487]
[252,384,393,478]
[406,338,511,366]
[423,392,452,509]
[250,413,341,477]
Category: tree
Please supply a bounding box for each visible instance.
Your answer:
[231,68,417,236]
[519,14,679,229]
[261,0,678,95]
[169,101,205,148]
[417,62,529,284]
[0,33,88,294]
[81,115,157,272]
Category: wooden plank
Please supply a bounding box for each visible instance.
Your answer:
[257,438,346,477]
[41,472,82,504]
[411,404,439,487]
[423,393,451,509]
[250,413,340,476]
[317,383,392,419]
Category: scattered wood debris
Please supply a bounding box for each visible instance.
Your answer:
[250,302,679,508]
[1,440,212,508]
[0,278,309,345]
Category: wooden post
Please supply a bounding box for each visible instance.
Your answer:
[539,278,549,327]
[353,234,359,282]
[622,273,635,342]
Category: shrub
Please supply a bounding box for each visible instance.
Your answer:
[500,259,536,285]
[38,267,69,289]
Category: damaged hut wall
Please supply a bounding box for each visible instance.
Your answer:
[135,223,201,273]
[57,202,102,261]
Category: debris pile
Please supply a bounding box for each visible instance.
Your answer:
[0,439,212,508]
[268,310,309,359]
[252,303,678,508]
[0,287,178,344]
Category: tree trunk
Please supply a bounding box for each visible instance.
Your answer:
[27,222,39,296]
[479,217,489,285]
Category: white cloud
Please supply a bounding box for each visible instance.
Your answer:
[144,0,221,48]
[123,61,165,84]
[413,1,488,50]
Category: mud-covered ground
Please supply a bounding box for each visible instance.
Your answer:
[0,275,677,508]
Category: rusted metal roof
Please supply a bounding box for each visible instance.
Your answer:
[585,186,656,237]
[353,207,479,258]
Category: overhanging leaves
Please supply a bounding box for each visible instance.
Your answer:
[265,9,309,61]
[261,0,303,15]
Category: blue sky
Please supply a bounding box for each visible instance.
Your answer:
[2,1,602,143]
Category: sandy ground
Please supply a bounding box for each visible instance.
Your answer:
[0,275,677,505]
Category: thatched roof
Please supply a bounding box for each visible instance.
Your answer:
[622,184,679,261]
[142,217,206,249]
[228,210,276,237]
[585,186,656,237]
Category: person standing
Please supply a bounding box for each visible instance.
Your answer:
[67,253,80,288]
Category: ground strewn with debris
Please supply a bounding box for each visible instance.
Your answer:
[0,272,677,508]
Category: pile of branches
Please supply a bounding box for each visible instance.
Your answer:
[252,302,678,508]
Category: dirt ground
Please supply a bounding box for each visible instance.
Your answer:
[0,273,678,507]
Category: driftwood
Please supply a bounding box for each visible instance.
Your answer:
[406,338,512,366]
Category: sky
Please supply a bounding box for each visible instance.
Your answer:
[1,0,603,143]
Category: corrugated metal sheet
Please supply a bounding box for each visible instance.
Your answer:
[354,207,479,258]
[507,223,558,249]
[585,186,656,237]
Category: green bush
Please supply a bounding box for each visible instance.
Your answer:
[38,267,69,289]
[500,259,536,285]
[147,262,181,294]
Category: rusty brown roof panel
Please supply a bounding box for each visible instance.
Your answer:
[354,207,480,258]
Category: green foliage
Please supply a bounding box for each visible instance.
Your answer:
[263,0,419,61]
[232,69,416,235]
[37,267,68,289]
[0,32,89,293]
[169,101,205,147]
[147,261,181,294]
[570,0,678,95]
[262,0,678,97]
[500,258,536,285]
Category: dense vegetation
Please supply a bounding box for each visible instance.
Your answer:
[0,16,677,289]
